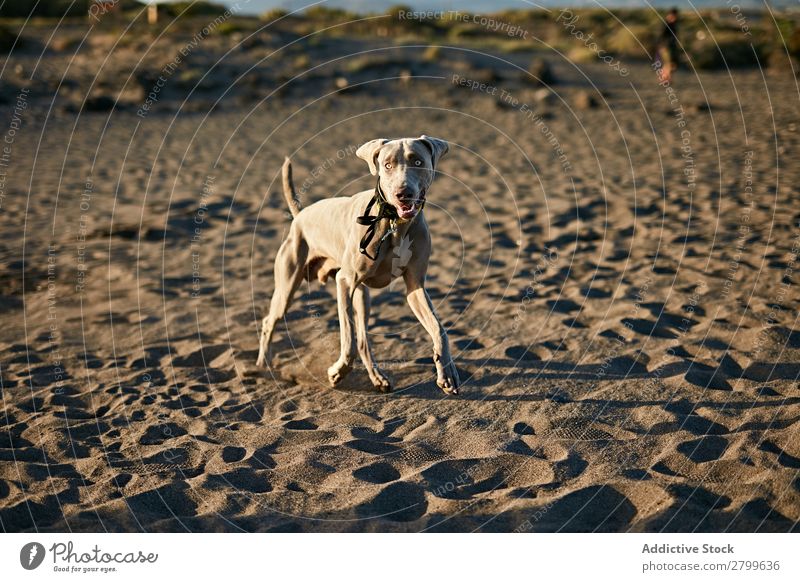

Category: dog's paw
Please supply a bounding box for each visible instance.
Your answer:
[327,361,352,387]
[370,369,393,393]
[437,362,460,396]
[255,348,272,369]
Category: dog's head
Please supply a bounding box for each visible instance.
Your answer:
[356,135,448,221]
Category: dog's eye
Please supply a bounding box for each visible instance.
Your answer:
[384,162,392,170]
[414,159,422,166]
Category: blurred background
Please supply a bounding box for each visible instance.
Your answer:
[1,1,798,113]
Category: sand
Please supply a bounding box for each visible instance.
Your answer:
[1,29,799,532]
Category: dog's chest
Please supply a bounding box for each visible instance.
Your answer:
[362,231,413,288]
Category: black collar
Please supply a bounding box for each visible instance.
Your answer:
[356,178,399,260]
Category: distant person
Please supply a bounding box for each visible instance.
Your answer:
[655,8,679,83]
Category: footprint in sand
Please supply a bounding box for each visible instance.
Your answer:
[222,446,247,463]
[126,482,198,524]
[684,363,732,391]
[357,482,427,522]
[505,345,540,362]
[138,423,188,445]
[209,468,272,494]
[346,440,401,456]
[353,462,401,484]
[171,345,230,367]
[248,447,277,470]
[759,441,800,469]
[537,485,636,531]
[677,436,729,463]
[238,404,264,423]
[284,419,318,430]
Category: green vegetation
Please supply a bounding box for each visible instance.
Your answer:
[215,21,244,36]
[0,3,796,72]
[260,9,288,24]
[326,7,794,72]
[159,1,229,18]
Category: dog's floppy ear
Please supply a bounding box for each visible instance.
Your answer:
[356,138,388,176]
[419,135,448,169]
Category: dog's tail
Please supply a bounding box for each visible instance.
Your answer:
[282,156,301,218]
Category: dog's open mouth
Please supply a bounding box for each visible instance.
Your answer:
[396,200,418,219]
[395,189,425,220]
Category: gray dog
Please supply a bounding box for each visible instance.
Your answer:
[255,135,460,395]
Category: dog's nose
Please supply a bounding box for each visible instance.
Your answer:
[396,187,413,200]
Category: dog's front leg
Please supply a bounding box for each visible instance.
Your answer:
[328,270,357,386]
[353,285,392,392]
[404,275,460,395]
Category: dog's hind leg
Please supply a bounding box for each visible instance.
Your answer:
[353,285,392,392]
[256,232,307,368]
[327,270,358,386]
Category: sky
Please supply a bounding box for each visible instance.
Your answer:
[202,0,792,16]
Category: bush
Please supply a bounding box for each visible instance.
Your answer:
[51,34,83,52]
[176,68,203,89]
[567,46,596,64]
[292,54,310,70]
[781,22,800,60]
[215,21,243,36]
[765,48,798,72]
[161,2,228,18]
[0,25,19,52]
[610,8,661,28]
[606,24,652,60]
[690,32,766,69]
[261,9,288,23]
[387,5,413,20]
[304,6,354,21]
[525,58,556,86]
[422,45,441,62]
[448,23,487,40]
[570,8,614,32]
